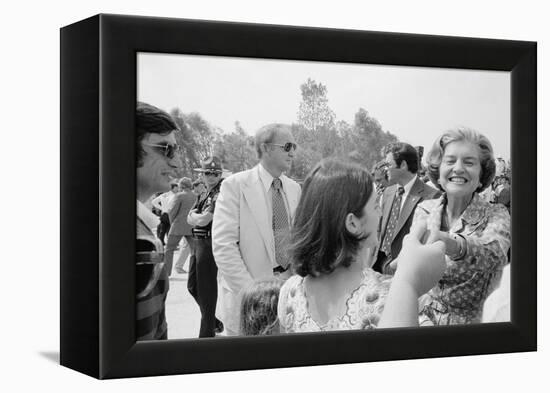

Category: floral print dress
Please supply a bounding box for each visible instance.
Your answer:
[414,193,511,325]
[277,269,392,332]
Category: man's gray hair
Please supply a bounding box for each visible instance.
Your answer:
[254,123,292,159]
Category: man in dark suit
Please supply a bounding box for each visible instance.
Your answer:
[373,142,441,275]
[165,177,197,275]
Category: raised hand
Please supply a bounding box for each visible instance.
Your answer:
[378,222,447,328]
[394,221,446,297]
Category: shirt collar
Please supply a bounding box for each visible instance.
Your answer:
[137,200,160,232]
[258,162,282,193]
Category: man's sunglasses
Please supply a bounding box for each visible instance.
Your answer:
[204,171,221,176]
[267,142,297,152]
[143,143,180,159]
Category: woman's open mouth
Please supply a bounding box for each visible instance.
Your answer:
[448,176,468,184]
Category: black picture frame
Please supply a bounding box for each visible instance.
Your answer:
[60,14,536,379]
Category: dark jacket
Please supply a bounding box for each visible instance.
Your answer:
[167,190,196,236]
[374,177,441,274]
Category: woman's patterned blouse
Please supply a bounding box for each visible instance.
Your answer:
[277,269,392,332]
[414,193,511,325]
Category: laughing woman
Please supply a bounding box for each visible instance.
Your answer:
[413,127,511,326]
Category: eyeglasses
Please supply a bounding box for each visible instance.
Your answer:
[143,143,180,159]
[204,171,220,176]
[267,142,297,152]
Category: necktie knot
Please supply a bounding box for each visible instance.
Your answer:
[272,178,282,192]
[397,186,405,196]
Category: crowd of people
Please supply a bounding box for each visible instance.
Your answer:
[135,101,511,341]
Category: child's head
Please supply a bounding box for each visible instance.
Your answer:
[240,279,283,336]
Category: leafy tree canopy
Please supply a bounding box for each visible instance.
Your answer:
[167,79,399,182]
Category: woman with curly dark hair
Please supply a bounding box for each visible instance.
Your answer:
[414,127,511,325]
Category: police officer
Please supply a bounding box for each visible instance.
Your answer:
[187,156,225,337]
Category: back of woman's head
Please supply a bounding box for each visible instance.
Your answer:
[240,279,283,336]
[291,159,374,277]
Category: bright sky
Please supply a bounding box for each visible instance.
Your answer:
[138,53,510,160]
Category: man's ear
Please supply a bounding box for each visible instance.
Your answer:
[400,160,408,171]
[345,212,360,236]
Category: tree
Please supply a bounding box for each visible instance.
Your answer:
[350,108,399,170]
[296,79,340,158]
[213,121,257,174]
[292,80,400,178]
[288,146,322,181]
[169,109,220,177]
[297,78,336,133]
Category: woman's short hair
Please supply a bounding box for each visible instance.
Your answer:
[239,279,283,336]
[290,159,374,277]
[425,127,496,193]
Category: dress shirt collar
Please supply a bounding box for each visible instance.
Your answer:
[258,162,284,193]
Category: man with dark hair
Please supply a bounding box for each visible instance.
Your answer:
[373,142,440,275]
[212,123,301,336]
[136,101,181,340]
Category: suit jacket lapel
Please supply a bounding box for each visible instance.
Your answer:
[395,178,423,235]
[242,167,275,265]
[281,175,299,219]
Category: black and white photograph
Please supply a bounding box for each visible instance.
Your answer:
[6,0,544,389]
[135,53,512,340]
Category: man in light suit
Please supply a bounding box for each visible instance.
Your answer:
[373,142,440,275]
[212,123,301,336]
